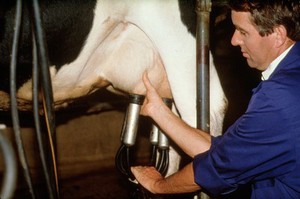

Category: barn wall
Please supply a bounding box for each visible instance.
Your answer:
[0,92,152,181]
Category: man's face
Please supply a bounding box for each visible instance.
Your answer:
[231,11,277,71]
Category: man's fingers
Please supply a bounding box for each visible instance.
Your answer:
[142,72,154,91]
[131,166,156,178]
[131,166,141,175]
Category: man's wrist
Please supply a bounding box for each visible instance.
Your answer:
[150,103,170,120]
[152,178,167,194]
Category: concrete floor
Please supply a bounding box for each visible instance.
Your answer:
[14,168,199,199]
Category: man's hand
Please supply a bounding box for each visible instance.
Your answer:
[140,72,167,117]
[131,166,163,194]
[131,163,201,194]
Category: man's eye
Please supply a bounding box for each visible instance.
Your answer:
[239,30,247,36]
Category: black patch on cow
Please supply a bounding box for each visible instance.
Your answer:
[178,0,197,37]
[0,0,96,91]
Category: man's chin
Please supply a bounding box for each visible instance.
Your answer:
[246,60,255,67]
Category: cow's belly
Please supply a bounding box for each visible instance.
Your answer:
[17,20,172,103]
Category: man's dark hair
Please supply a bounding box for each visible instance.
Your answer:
[228,0,300,41]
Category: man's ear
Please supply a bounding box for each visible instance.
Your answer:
[274,25,288,48]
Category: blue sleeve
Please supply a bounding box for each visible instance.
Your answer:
[193,81,298,195]
[211,135,222,147]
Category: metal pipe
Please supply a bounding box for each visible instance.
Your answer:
[195,1,211,198]
[195,0,211,133]
[116,94,144,179]
[149,124,159,166]
[0,124,17,199]
[150,124,159,145]
[121,94,145,146]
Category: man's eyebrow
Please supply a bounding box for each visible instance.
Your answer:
[234,24,248,33]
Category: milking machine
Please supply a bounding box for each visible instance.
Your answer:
[115,94,145,180]
[115,94,173,198]
[9,0,59,198]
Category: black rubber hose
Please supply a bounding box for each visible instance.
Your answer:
[149,145,157,167]
[115,144,130,176]
[9,1,36,198]
[161,150,169,176]
[156,149,164,173]
[115,143,137,180]
[29,0,59,197]
[32,32,56,199]
[156,149,169,176]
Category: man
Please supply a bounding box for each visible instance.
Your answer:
[131,0,300,198]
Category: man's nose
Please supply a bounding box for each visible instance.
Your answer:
[231,30,241,46]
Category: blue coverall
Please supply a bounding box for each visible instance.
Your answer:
[194,41,300,199]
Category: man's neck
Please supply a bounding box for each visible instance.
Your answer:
[262,42,295,80]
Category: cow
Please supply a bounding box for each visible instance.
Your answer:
[1,0,227,177]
